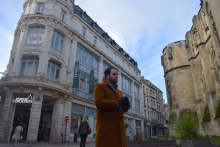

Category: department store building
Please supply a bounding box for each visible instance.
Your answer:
[0,0,144,142]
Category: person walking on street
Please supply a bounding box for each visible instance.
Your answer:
[11,123,23,146]
[74,124,78,143]
[78,117,89,147]
[93,67,130,147]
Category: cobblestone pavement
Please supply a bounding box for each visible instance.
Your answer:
[0,138,96,147]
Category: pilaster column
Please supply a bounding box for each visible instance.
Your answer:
[117,69,121,90]
[131,81,135,114]
[50,99,65,142]
[0,92,15,142]
[60,64,67,84]
[27,93,43,142]
[67,39,78,84]
[11,25,28,76]
[64,99,72,142]
[98,56,103,83]
[37,25,53,76]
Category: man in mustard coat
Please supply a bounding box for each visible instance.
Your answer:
[93,67,130,147]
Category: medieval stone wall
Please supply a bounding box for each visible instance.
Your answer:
[161,0,220,136]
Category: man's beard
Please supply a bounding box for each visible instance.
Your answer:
[109,76,117,85]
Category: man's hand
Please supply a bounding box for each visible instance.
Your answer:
[118,97,130,107]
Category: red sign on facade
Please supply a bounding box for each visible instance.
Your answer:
[65,116,69,121]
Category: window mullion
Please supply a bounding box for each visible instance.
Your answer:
[31,61,35,77]
[24,60,28,75]
[49,63,51,80]
[58,35,61,52]
[54,66,57,80]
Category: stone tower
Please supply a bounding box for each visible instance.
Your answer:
[162,0,220,136]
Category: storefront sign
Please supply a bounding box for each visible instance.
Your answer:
[89,70,94,98]
[12,94,33,103]
[72,61,79,93]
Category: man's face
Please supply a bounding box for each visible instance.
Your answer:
[108,69,118,84]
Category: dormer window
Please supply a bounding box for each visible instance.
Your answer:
[82,27,86,38]
[82,12,87,21]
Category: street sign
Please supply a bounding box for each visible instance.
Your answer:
[65,116,69,121]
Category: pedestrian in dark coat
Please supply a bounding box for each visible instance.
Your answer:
[78,117,89,147]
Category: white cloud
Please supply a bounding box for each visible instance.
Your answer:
[0,0,201,101]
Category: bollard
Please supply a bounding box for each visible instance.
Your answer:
[165,135,168,141]
[171,136,175,140]
[206,134,209,139]
[191,135,194,140]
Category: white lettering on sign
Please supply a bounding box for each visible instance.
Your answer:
[12,94,33,103]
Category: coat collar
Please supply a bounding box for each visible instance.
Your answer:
[102,80,118,88]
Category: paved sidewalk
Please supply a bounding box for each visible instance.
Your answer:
[0,138,96,147]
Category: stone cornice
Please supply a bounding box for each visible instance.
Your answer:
[164,65,190,77]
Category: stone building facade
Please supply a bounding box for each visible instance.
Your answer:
[141,78,168,137]
[161,0,220,136]
[0,0,145,143]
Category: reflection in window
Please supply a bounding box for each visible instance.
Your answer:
[26,27,45,44]
[76,44,99,77]
[75,70,98,101]
[47,61,60,80]
[134,83,139,98]
[20,57,39,77]
[121,74,131,94]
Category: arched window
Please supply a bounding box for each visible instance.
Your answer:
[51,30,64,52]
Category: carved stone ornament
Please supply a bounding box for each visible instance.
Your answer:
[192,27,197,34]
[55,78,60,84]
[0,74,11,82]
[161,56,164,66]
[168,46,173,60]
[18,73,26,78]
[19,86,24,92]
[35,74,46,83]
[64,83,71,91]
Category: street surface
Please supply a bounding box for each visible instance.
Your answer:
[0,138,96,147]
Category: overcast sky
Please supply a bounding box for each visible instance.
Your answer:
[0,0,201,102]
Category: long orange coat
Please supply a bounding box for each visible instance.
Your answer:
[93,80,129,147]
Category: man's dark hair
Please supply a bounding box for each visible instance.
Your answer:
[104,67,117,79]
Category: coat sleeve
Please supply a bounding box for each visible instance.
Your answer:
[93,84,117,109]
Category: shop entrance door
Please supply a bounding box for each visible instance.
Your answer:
[38,107,53,142]
[11,106,31,141]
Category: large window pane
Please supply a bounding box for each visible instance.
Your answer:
[26,62,33,76]
[26,27,44,44]
[82,50,88,63]
[80,73,86,92]
[33,62,38,76]
[47,61,60,80]
[51,31,64,53]
[55,68,60,80]
[20,62,26,74]
[50,67,55,80]
[19,57,39,77]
